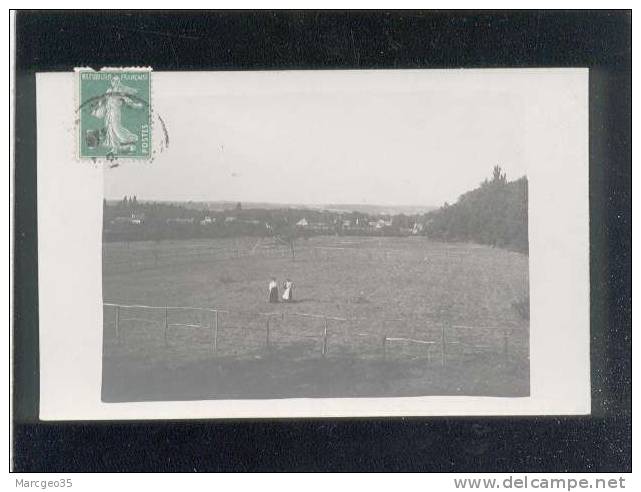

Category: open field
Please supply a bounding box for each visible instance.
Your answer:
[102,236,529,401]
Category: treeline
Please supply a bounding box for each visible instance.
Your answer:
[104,166,528,252]
[424,166,528,253]
[103,198,418,243]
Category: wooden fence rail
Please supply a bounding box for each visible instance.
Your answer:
[104,302,518,364]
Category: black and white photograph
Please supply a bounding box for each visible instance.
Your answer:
[98,71,534,402]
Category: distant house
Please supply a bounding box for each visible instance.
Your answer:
[308,222,331,232]
[130,213,145,225]
[167,217,195,224]
[411,223,424,235]
[111,213,144,225]
[296,218,308,227]
[375,219,387,229]
[200,216,215,225]
[348,218,368,231]
[111,217,131,225]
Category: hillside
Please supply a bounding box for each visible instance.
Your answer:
[423,166,528,253]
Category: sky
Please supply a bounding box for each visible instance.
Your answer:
[105,70,528,207]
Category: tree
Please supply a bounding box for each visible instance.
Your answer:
[271,220,298,261]
[392,214,410,230]
[492,165,507,184]
[423,167,528,253]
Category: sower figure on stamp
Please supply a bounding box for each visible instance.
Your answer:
[91,75,144,154]
[268,277,279,303]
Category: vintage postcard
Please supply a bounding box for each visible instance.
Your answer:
[36,69,590,419]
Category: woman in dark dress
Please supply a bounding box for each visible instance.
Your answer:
[268,277,279,303]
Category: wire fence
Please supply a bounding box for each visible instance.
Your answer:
[103,302,527,367]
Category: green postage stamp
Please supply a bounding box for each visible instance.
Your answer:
[77,68,152,159]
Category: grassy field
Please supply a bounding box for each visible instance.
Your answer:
[102,235,530,401]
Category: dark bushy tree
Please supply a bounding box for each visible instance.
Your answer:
[423,167,528,253]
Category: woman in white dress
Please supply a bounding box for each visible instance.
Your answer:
[282,279,294,302]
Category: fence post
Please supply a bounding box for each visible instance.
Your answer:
[114,305,120,342]
[382,336,387,360]
[322,318,328,357]
[211,310,219,354]
[164,306,169,347]
[265,316,271,349]
[503,328,509,363]
[441,323,447,367]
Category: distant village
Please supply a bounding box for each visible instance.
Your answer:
[103,197,427,242]
[103,168,528,252]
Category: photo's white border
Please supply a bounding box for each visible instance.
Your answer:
[36,69,590,420]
